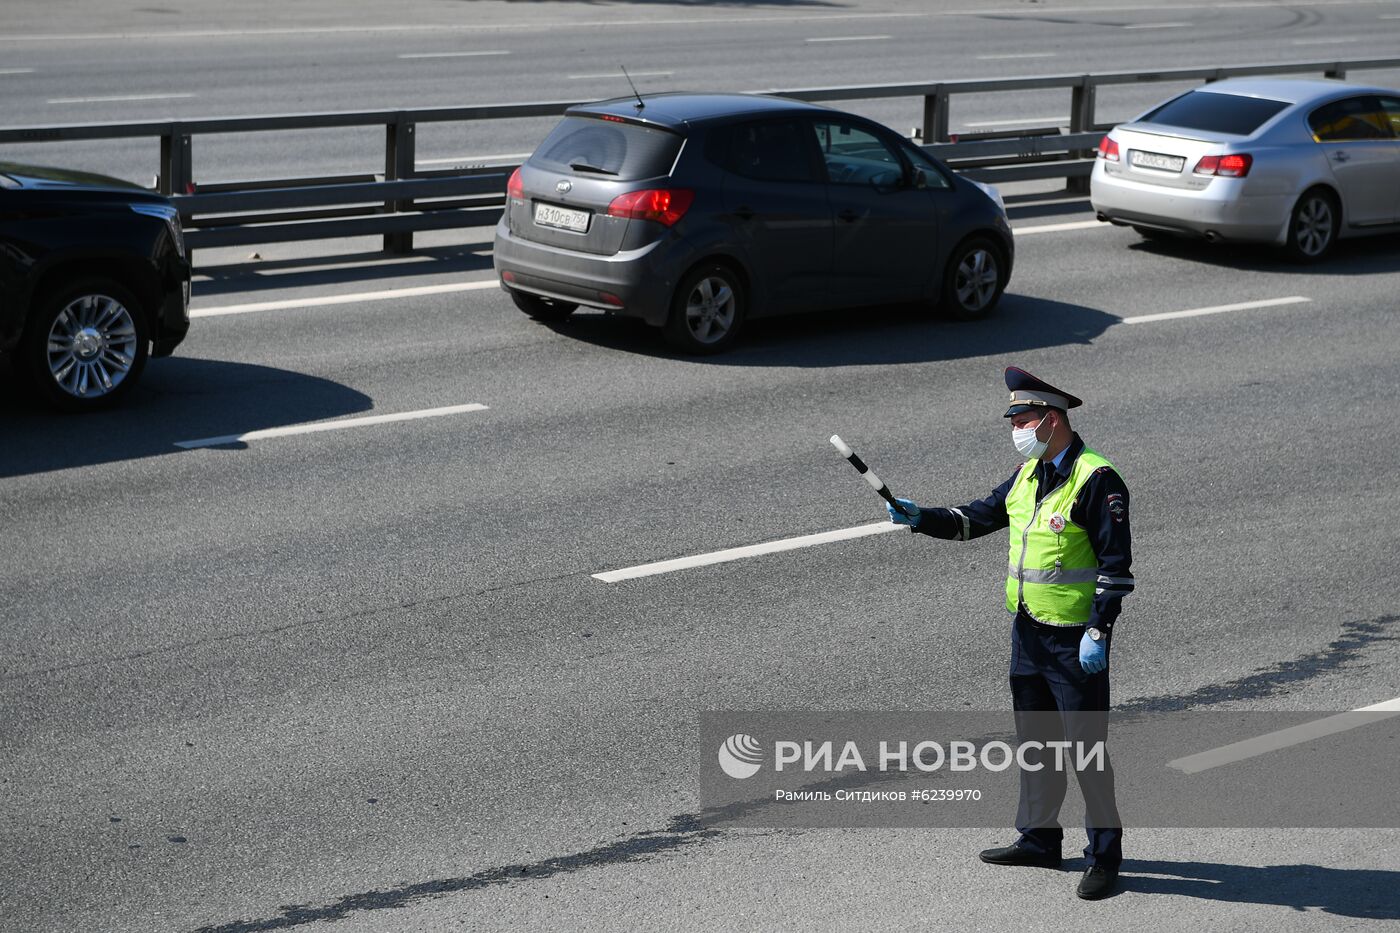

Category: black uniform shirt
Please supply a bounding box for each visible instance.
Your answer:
[913,434,1135,631]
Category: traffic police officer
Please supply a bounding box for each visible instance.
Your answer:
[886,366,1134,901]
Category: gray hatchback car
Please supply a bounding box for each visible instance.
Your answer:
[493,93,1014,353]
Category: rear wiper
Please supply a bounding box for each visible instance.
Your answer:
[569,161,618,176]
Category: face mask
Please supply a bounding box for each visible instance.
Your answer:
[1012,415,1051,459]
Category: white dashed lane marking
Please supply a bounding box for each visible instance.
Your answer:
[174,403,490,449]
[1013,220,1104,235]
[1121,296,1311,324]
[47,93,194,103]
[593,523,904,583]
[1167,698,1400,774]
[191,280,499,318]
[398,50,511,59]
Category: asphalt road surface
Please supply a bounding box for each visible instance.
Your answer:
[3,2,1400,932]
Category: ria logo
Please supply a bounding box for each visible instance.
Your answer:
[718,733,763,779]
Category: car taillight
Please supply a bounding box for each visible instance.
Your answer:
[1194,153,1252,178]
[1098,136,1120,161]
[606,188,694,227]
[507,167,524,200]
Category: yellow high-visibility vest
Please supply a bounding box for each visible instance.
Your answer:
[1005,446,1116,625]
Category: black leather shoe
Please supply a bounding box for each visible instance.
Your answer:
[978,844,1062,868]
[1076,865,1119,900]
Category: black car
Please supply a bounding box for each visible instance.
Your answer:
[0,162,191,410]
[494,93,1015,353]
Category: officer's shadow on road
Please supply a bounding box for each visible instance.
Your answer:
[1120,859,1400,918]
[0,358,372,478]
[545,293,1119,367]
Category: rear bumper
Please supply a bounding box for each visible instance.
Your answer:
[1090,162,1291,243]
[492,220,682,327]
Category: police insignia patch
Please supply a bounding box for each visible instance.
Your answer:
[1107,493,1126,523]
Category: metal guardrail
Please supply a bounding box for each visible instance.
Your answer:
[2,58,1397,255]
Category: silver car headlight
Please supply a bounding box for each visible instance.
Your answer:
[131,203,186,259]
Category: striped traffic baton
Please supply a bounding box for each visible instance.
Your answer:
[829,435,914,518]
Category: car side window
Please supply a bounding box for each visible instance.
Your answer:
[813,120,905,187]
[1377,97,1400,138]
[708,119,822,183]
[1308,96,1395,142]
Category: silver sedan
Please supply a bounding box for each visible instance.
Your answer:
[1090,77,1400,261]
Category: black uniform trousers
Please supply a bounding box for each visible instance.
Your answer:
[1009,611,1122,870]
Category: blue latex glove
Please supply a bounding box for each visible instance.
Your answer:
[1079,631,1108,674]
[886,497,921,527]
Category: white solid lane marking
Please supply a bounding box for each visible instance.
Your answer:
[1013,220,1104,235]
[191,280,498,318]
[1123,21,1191,28]
[0,68,35,74]
[805,35,891,42]
[964,116,1069,127]
[47,92,194,103]
[175,403,489,449]
[976,52,1058,60]
[398,50,511,58]
[1166,698,1400,774]
[1291,36,1357,44]
[593,522,904,583]
[1122,296,1311,324]
[568,70,672,79]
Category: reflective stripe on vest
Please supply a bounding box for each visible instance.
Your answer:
[1005,446,1116,626]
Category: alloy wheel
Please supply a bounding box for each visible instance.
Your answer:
[955,247,1000,311]
[46,293,139,398]
[683,275,737,344]
[1294,196,1334,258]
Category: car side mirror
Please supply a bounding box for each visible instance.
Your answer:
[870,169,902,193]
[911,167,929,190]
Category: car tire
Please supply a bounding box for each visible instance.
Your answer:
[1284,188,1338,263]
[663,263,746,354]
[510,290,578,322]
[940,237,1006,321]
[23,277,149,412]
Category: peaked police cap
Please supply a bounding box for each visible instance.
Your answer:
[1004,366,1083,418]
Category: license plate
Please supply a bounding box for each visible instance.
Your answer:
[1129,150,1186,173]
[534,202,591,233]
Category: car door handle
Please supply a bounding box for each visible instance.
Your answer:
[734,206,755,221]
[838,209,860,223]
[1333,151,1351,163]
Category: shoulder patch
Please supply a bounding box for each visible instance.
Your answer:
[1106,492,1127,523]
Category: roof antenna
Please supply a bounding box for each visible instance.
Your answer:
[620,64,645,111]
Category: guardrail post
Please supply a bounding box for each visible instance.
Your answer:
[1066,79,1098,195]
[384,113,415,253]
[922,86,951,142]
[159,125,192,196]
[1325,63,1347,79]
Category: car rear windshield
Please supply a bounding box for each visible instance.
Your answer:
[1138,91,1290,136]
[529,115,684,181]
